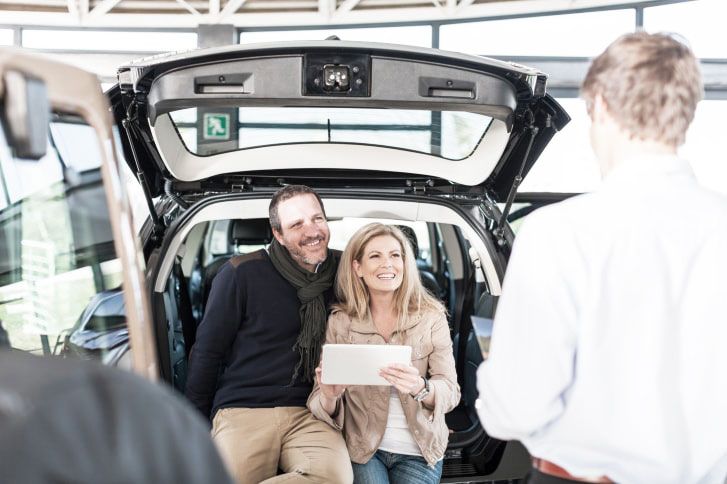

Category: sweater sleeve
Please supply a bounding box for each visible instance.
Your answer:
[184,263,244,420]
[307,311,345,430]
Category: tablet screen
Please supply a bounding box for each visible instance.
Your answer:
[321,344,412,386]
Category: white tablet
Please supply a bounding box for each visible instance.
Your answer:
[321,344,412,386]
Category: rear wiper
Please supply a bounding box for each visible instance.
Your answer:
[494,111,541,247]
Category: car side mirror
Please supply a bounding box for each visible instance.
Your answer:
[1,70,49,160]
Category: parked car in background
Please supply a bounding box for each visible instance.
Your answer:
[107,41,570,481]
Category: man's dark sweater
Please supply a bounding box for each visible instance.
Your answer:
[185,249,337,420]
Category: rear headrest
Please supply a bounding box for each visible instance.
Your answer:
[230,219,272,245]
[395,225,419,256]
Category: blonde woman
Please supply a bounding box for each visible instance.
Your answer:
[308,223,460,484]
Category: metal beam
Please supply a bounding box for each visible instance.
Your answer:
[337,0,361,14]
[209,0,220,14]
[0,0,695,28]
[198,23,235,47]
[175,0,201,15]
[67,0,79,20]
[319,0,335,17]
[237,1,317,9]
[431,21,439,48]
[88,0,122,17]
[219,0,247,19]
[92,0,209,9]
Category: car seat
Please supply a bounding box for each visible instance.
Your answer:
[201,218,272,314]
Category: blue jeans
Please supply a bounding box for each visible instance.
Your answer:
[352,450,443,484]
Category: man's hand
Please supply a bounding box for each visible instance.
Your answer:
[315,365,347,416]
[379,363,424,395]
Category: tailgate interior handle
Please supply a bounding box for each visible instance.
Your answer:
[419,77,475,99]
[195,73,253,94]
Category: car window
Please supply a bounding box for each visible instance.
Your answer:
[169,107,492,161]
[328,218,431,266]
[207,219,231,257]
[0,116,126,363]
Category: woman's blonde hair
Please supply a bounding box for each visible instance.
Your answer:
[334,223,444,324]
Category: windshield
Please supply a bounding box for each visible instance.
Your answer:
[169,107,493,161]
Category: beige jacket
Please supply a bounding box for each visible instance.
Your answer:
[307,308,460,466]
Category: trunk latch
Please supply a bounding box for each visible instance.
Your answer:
[407,179,433,194]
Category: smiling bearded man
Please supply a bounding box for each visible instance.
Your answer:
[185,185,352,484]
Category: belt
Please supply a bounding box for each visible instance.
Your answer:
[532,457,613,483]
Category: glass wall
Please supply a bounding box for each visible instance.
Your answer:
[21,29,197,52]
[520,98,727,197]
[0,29,13,46]
[681,100,727,196]
[644,0,727,58]
[240,25,432,48]
[439,9,634,57]
[518,98,600,194]
[6,0,724,197]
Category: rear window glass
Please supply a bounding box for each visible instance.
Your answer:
[169,107,492,161]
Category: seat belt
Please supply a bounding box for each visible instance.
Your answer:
[173,260,197,358]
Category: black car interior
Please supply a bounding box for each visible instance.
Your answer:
[161,216,503,476]
[198,218,272,316]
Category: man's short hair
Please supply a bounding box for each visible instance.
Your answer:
[581,32,703,148]
[269,185,326,232]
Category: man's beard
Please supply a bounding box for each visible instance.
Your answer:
[285,234,328,266]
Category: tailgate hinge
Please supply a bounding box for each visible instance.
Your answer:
[407,179,433,194]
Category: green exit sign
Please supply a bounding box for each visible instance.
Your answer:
[203,113,230,140]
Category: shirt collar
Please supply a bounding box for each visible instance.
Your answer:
[600,154,694,189]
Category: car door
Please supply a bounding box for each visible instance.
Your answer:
[0,48,158,379]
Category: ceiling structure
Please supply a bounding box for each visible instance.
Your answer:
[0,0,685,28]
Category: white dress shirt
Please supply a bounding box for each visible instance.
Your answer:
[477,155,727,484]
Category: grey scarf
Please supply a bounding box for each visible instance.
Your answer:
[268,238,336,383]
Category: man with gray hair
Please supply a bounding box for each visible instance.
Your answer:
[477,32,727,483]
